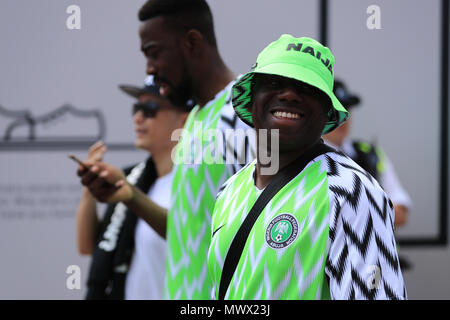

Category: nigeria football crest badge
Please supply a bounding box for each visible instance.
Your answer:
[265,213,299,249]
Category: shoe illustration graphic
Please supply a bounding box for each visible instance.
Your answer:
[0,104,105,148]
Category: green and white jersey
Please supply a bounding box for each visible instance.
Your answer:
[208,151,407,300]
[165,81,256,299]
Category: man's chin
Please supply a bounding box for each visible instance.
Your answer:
[135,140,150,151]
[168,79,193,107]
[168,93,192,108]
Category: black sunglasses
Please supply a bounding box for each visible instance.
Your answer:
[132,101,160,118]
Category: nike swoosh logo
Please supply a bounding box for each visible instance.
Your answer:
[212,224,225,238]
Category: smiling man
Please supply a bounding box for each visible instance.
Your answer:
[207,35,407,300]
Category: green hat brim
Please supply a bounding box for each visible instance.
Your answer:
[232,63,349,135]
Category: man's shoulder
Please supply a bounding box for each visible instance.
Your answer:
[321,151,385,195]
[322,150,395,238]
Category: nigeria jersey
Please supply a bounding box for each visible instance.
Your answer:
[165,80,255,299]
[208,150,407,299]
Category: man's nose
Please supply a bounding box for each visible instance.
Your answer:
[146,61,156,75]
[276,85,302,102]
[133,110,145,123]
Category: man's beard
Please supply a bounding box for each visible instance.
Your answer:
[168,75,194,108]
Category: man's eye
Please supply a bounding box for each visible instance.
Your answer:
[268,80,280,88]
[299,84,318,96]
[144,47,159,59]
[259,79,280,89]
[254,76,285,91]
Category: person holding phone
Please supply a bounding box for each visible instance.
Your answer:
[75,76,192,299]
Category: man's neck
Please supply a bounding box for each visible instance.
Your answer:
[194,55,235,107]
[148,146,175,178]
[323,137,343,148]
[254,141,321,189]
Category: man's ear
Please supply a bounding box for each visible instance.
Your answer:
[182,29,204,57]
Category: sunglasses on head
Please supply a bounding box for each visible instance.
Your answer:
[132,101,160,118]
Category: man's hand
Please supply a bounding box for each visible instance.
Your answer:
[86,140,107,163]
[75,140,107,177]
[77,162,133,203]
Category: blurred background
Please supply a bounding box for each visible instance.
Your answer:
[0,0,448,299]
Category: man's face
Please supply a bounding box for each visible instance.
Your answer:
[251,74,329,152]
[133,93,186,152]
[139,16,194,106]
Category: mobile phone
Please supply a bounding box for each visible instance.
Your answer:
[68,154,90,170]
[68,154,119,190]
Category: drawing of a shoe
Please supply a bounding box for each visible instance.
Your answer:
[0,104,105,144]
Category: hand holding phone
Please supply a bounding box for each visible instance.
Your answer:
[69,154,119,191]
[69,154,133,203]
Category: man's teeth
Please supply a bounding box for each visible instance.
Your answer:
[273,111,301,119]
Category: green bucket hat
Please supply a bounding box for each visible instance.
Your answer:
[232,34,349,135]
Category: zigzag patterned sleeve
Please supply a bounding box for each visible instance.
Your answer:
[217,100,257,175]
[325,168,407,300]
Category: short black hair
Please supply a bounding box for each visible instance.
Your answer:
[138,0,217,48]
